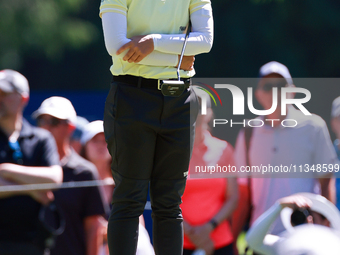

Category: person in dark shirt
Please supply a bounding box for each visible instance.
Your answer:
[0,69,63,255]
[32,96,107,255]
[70,116,89,154]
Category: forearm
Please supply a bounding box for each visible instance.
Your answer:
[151,5,213,55]
[246,203,281,252]
[212,194,238,225]
[85,216,103,255]
[0,176,28,198]
[152,31,212,56]
[138,51,178,66]
[212,178,239,226]
[102,12,178,66]
[86,229,102,255]
[0,164,63,185]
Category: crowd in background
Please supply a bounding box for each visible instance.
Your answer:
[1,61,340,255]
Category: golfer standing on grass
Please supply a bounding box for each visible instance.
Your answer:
[99,0,213,254]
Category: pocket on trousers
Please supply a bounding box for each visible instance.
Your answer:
[105,83,119,117]
[104,82,119,161]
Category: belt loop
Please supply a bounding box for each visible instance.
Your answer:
[137,77,142,88]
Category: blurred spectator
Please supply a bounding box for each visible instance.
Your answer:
[32,97,107,255]
[80,120,155,255]
[232,61,337,239]
[181,87,238,255]
[80,120,113,206]
[330,96,340,210]
[273,224,340,255]
[70,116,89,154]
[246,193,340,255]
[80,120,113,255]
[0,70,62,254]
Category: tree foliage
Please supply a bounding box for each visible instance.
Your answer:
[1,0,340,90]
[0,0,99,69]
[196,0,340,78]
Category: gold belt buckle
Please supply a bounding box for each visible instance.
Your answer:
[157,80,162,90]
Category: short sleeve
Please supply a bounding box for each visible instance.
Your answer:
[38,131,60,167]
[312,118,338,177]
[189,0,211,14]
[99,0,127,18]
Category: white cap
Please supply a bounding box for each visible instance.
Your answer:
[71,116,90,141]
[259,61,293,85]
[0,69,29,97]
[275,225,340,255]
[80,120,104,145]
[331,96,340,118]
[32,96,77,126]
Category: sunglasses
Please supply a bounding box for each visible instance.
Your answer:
[0,90,14,97]
[260,80,287,92]
[37,117,68,127]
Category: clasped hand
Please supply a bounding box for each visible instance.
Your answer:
[117,35,195,71]
[185,223,215,255]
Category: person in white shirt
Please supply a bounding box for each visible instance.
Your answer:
[232,61,337,238]
[246,193,340,255]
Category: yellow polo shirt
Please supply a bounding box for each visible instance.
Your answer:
[100,0,210,79]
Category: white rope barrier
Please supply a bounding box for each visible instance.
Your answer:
[0,179,115,192]
[0,179,154,210]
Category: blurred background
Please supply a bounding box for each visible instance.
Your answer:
[2,0,340,246]
[2,0,340,133]
[1,0,340,122]
[2,0,340,87]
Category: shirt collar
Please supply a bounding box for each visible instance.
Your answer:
[20,118,35,138]
[60,148,75,167]
[258,105,297,131]
[0,118,34,139]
